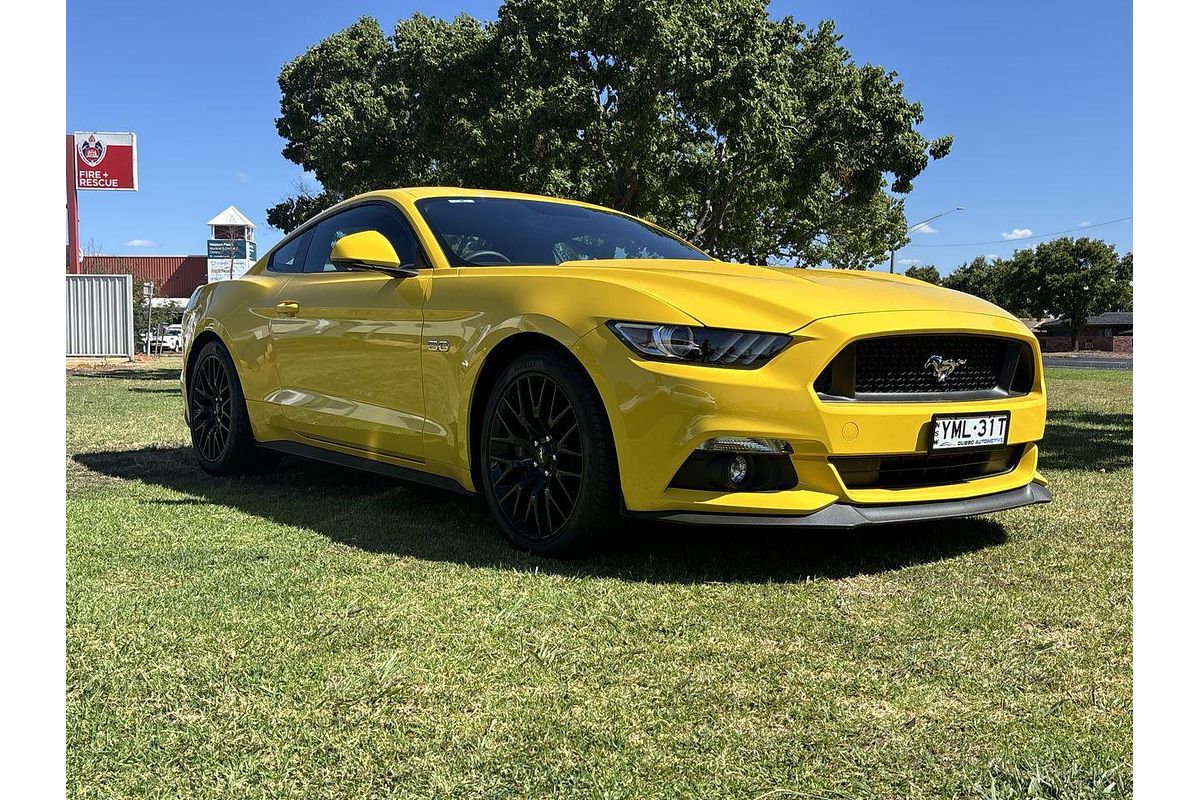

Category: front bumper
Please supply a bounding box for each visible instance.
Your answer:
[573,309,1049,516]
[626,482,1051,528]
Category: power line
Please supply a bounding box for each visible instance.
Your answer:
[904,216,1132,247]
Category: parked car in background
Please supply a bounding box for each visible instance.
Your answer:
[180,187,1050,556]
[150,324,183,353]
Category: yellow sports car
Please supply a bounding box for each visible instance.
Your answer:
[181,188,1049,555]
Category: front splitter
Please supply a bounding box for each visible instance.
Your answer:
[626,483,1051,528]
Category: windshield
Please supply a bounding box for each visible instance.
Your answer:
[415,197,711,267]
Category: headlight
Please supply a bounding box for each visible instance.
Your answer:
[606,321,791,368]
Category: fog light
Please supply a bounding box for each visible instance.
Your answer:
[699,437,792,454]
[725,455,751,488]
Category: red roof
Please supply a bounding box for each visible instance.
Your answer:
[79,255,208,298]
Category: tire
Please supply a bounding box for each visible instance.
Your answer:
[187,339,260,475]
[478,348,621,557]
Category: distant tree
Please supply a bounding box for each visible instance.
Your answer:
[903,264,941,284]
[1014,237,1128,350]
[270,1,953,265]
[941,255,1021,311]
[1113,251,1133,311]
[941,240,1131,342]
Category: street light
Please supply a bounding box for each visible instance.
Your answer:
[890,206,965,273]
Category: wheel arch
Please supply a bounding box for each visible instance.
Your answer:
[184,328,227,388]
[466,331,603,494]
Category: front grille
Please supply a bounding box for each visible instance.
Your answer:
[814,334,1034,401]
[857,336,1007,393]
[832,446,1022,489]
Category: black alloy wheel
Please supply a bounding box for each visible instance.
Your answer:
[487,371,584,541]
[190,351,233,462]
[480,349,621,556]
[188,340,260,475]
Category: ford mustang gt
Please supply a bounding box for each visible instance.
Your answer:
[181,188,1050,555]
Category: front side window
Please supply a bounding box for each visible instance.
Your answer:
[303,203,422,273]
[415,197,711,267]
[267,229,312,273]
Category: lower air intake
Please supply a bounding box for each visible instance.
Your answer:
[831,446,1023,489]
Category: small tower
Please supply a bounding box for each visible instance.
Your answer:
[205,205,258,282]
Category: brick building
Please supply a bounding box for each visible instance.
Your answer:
[79,254,208,300]
[1034,311,1133,353]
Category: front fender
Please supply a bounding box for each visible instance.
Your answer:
[420,269,702,488]
[426,313,591,490]
[181,278,285,441]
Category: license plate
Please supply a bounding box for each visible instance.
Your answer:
[930,412,1010,451]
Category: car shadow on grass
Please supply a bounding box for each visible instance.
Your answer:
[1039,409,1132,472]
[73,445,1009,584]
[67,365,180,382]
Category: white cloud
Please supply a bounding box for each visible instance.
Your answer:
[897,257,923,265]
[911,223,938,235]
[1000,228,1033,240]
[1078,220,1091,226]
[236,171,250,183]
[985,254,1001,261]
[125,238,157,248]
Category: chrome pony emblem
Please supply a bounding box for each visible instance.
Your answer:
[924,354,967,382]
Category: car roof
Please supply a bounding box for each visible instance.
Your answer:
[362,187,614,213]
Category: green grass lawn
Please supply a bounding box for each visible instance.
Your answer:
[66,359,1131,799]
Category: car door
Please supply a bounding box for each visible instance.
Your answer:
[268,202,430,462]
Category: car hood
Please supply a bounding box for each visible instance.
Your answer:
[556,259,1014,332]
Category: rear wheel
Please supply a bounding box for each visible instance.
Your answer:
[478,348,621,556]
[188,340,260,475]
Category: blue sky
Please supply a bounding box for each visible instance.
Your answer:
[67,0,1131,272]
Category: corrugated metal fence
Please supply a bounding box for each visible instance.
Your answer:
[66,274,135,359]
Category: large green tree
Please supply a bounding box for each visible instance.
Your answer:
[270,0,952,266]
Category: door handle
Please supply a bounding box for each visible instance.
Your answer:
[275,301,300,317]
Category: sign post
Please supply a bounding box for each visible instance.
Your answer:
[67,131,139,272]
[142,281,154,355]
[66,135,80,274]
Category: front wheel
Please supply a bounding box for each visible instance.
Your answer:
[478,348,621,557]
[187,340,260,475]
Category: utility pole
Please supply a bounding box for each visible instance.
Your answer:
[890,206,965,273]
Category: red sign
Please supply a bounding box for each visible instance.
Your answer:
[73,131,138,191]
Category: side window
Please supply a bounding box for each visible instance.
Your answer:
[267,229,312,274]
[302,204,421,274]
